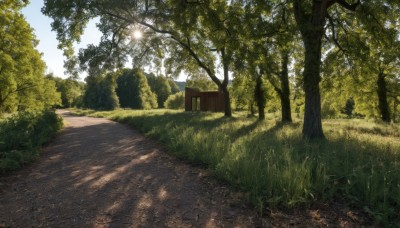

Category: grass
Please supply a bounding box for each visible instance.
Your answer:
[71,108,400,226]
[0,110,63,173]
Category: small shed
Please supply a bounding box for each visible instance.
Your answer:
[185,87,225,112]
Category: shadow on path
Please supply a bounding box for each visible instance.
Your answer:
[0,110,260,227]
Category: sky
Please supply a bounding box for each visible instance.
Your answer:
[21,1,102,79]
[20,1,191,81]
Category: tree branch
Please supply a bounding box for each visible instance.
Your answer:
[335,0,360,11]
[327,13,346,53]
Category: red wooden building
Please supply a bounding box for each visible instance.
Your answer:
[185,87,225,112]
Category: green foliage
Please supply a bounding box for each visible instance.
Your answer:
[116,68,157,109]
[0,109,63,173]
[146,73,172,108]
[82,73,119,110]
[72,109,400,226]
[164,92,184,109]
[230,73,255,111]
[168,79,180,94]
[46,74,84,108]
[186,77,218,92]
[0,2,61,113]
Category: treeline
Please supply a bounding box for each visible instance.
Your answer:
[70,68,183,110]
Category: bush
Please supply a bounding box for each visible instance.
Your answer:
[164,92,184,109]
[0,110,63,173]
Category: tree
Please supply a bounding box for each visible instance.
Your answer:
[292,1,361,138]
[164,92,185,109]
[145,73,172,108]
[186,75,218,92]
[292,0,400,137]
[47,74,84,108]
[0,0,60,112]
[83,73,119,110]
[116,68,157,109]
[230,72,256,115]
[168,79,180,94]
[320,2,400,122]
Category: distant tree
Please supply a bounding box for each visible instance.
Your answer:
[47,74,84,108]
[168,80,180,94]
[164,92,184,109]
[230,73,256,114]
[83,73,119,110]
[116,69,157,109]
[342,98,355,118]
[186,76,218,92]
[146,73,172,108]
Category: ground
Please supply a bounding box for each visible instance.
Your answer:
[0,110,368,227]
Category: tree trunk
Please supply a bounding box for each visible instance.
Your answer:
[0,92,3,111]
[255,74,265,120]
[221,85,232,117]
[221,48,232,117]
[280,51,292,122]
[394,98,399,123]
[301,35,324,139]
[249,101,255,116]
[377,71,390,122]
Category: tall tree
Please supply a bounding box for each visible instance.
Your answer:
[145,73,172,108]
[116,68,157,109]
[83,72,119,110]
[293,0,361,138]
[0,0,60,112]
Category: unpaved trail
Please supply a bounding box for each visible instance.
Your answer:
[0,110,263,227]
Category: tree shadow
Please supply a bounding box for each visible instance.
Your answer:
[0,113,260,227]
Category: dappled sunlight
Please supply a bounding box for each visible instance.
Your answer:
[0,112,261,226]
[157,186,168,200]
[80,109,400,225]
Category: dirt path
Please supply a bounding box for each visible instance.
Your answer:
[0,110,264,227]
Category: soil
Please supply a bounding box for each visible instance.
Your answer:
[0,110,371,227]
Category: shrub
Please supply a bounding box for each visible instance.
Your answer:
[0,110,63,173]
[164,92,184,109]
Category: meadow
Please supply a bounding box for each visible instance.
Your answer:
[72,109,400,225]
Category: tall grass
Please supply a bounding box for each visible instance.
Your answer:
[72,109,400,225]
[0,110,63,173]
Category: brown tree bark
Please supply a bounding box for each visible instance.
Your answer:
[280,51,292,122]
[377,70,391,122]
[221,48,232,117]
[220,85,232,117]
[294,1,326,139]
[293,0,360,139]
[255,73,265,120]
[301,34,325,138]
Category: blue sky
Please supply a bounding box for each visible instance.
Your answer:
[21,1,102,79]
[20,1,192,81]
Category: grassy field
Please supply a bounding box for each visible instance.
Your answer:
[71,109,400,225]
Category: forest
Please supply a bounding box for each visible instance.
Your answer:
[1,0,400,226]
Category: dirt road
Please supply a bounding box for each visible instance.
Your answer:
[0,110,262,227]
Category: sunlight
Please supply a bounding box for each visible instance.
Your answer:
[133,30,143,39]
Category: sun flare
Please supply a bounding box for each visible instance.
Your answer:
[133,30,143,39]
